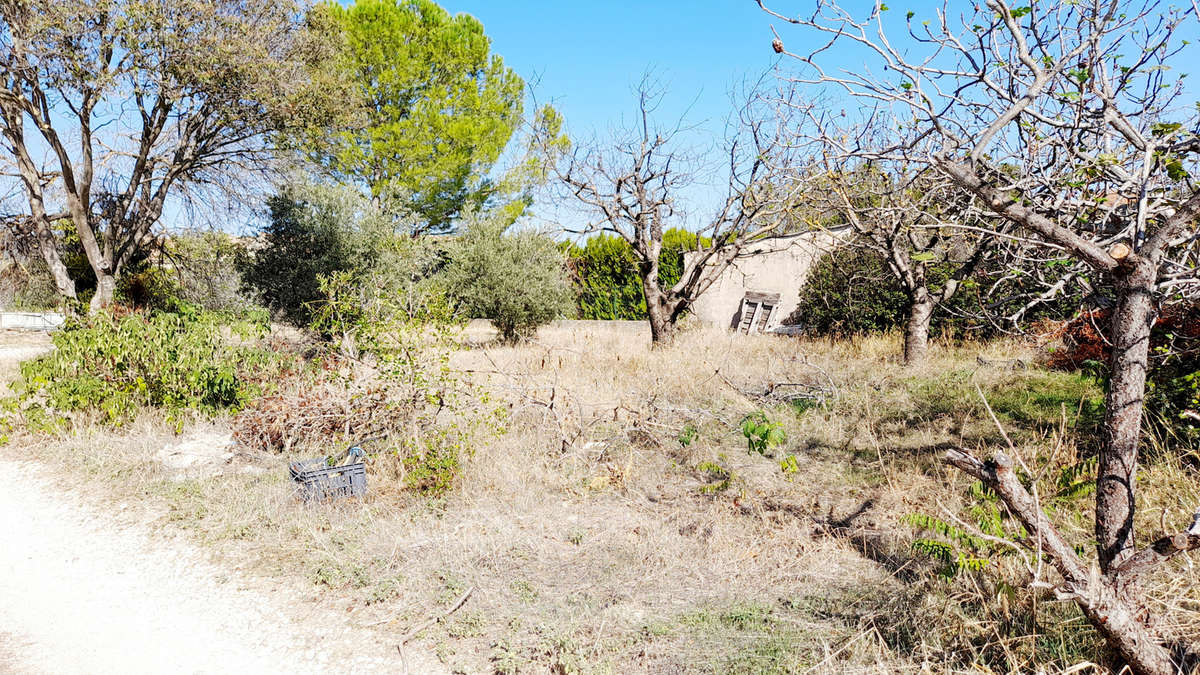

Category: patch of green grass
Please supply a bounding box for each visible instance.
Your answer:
[894,369,1103,436]
[155,479,209,526]
[511,579,539,603]
[657,601,821,674]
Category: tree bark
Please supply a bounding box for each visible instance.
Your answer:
[89,272,117,313]
[946,449,1187,675]
[645,288,679,347]
[904,293,935,365]
[1097,261,1157,573]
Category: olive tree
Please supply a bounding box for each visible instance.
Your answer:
[443,212,574,343]
[761,0,1200,671]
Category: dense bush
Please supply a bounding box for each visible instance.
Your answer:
[787,245,909,334]
[13,307,289,427]
[239,183,392,325]
[564,228,706,320]
[444,215,573,341]
[790,244,1085,338]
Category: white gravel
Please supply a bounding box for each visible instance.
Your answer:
[0,459,443,675]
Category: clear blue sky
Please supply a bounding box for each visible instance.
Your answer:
[437,1,1199,233]
[439,0,785,147]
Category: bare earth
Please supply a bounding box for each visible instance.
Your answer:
[0,332,442,675]
[0,457,448,675]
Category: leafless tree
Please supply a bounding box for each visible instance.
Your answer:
[761,0,1200,671]
[556,82,797,346]
[802,152,1006,363]
[0,0,340,311]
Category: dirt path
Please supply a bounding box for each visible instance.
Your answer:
[0,458,444,675]
[0,330,442,675]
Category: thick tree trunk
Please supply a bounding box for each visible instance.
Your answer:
[644,283,682,347]
[89,272,117,313]
[903,294,935,365]
[1097,262,1157,574]
[647,306,676,346]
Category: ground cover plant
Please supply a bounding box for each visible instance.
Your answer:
[9,306,290,428]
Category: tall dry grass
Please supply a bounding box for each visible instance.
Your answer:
[4,320,1198,673]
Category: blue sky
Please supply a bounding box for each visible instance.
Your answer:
[437,1,1199,233]
[439,1,785,148]
[436,1,791,231]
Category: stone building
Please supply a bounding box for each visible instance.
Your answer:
[686,228,847,333]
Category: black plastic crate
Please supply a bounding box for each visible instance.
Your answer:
[290,458,367,502]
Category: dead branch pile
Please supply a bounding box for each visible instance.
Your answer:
[232,379,400,454]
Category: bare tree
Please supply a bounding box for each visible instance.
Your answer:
[0,0,339,310]
[761,0,1200,671]
[557,83,795,346]
[803,157,1003,363]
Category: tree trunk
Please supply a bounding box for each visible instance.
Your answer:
[89,272,117,313]
[30,218,76,301]
[904,294,935,365]
[644,284,679,347]
[646,298,677,346]
[946,449,1187,675]
[1097,262,1157,573]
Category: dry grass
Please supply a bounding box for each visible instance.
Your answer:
[4,321,1199,673]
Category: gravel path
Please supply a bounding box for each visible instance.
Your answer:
[0,458,443,675]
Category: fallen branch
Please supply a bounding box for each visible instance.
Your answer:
[398,586,474,645]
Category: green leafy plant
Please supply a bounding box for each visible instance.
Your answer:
[696,459,734,494]
[13,307,286,428]
[903,480,1023,579]
[740,411,787,456]
[902,512,994,579]
[779,454,800,478]
[677,423,698,447]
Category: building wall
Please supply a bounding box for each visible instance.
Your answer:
[686,229,846,332]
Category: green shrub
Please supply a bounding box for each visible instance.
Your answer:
[565,234,644,320]
[239,182,392,325]
[788,245,908,335]
[167,231,257,313]
[790,243,1084,338]
[14,307,287,426]
[116,266,187,312]
[740,411,787,456]
[443,215,574,342]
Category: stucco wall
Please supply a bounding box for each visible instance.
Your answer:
[686,229,846,332]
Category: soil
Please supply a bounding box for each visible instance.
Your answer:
[0,330,444,675]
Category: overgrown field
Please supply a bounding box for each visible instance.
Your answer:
[4,322,1199,674]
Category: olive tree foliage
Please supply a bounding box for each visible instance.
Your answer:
[443,212,573,343]
[761,1,1200,671]
[555,83,797,346]
[0,0,341,311]
[302,0,524,235]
